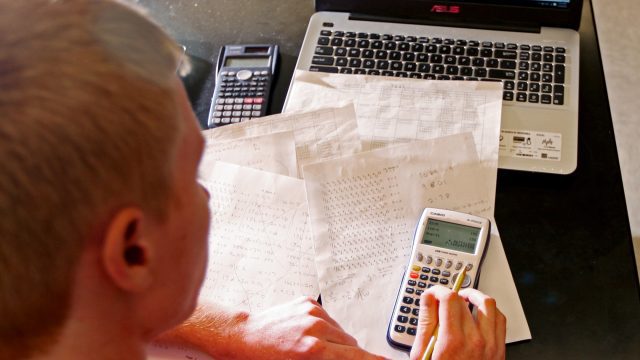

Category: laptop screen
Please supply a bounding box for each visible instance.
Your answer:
[315,0,583,30]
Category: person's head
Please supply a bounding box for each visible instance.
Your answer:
[0,0,210,357]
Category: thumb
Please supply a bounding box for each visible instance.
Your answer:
[409,292,438,360]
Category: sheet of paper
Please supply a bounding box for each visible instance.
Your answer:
[285,70,503,163]
[303,133,530,359]
[203,103,362,176]
[199,130,298,178]
[198,162,319,311]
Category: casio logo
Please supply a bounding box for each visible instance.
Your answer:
[432,212,446,216]
[430,5,461,14]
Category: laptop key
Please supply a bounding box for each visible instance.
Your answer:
[317,37,330,46]
[516,92,527,102]
[446,65,459,75]
[466,47,479,56]
[495,50,517,59]
[504,81,515,90]
[312,56,334,66]
[390,61,402,71]
[453,46,465,55]
[554,64,565,83]
[500,60,517,69]
[412,43,424,52]
[486,59,499,68]
[403,52,416,62]
[375,50,388,59]
[331,38,343,47]
[404,63,417,72]
[555,54,566,63]
[553,85,564,105]
[488,69,516,80]
[390,51,401,60]
[376,60,390,70]
[362,49,374,58]
[371,40,383,49]
[384,42,397,50]
[310,65,339,73]
[335,47,347,57]
[410,72,422,79]
[399,42,411,51]
[438,45,451,54]
[472,57,485,66]
[348,48,361,57]
[336,57,348,67]
[460,67,473,76]
[357,32,368,39]
[444,55,456,64]
[345,32,356,38]
[541,94,552,104]
[345,39,357,47]
[357,40,370,48]
[314,46,333,56]
[474,68,487,77]
[418,63,431,73]
[556,47,566,53]
[395,71,408,77]
[528,93,540,103]
[354,69,366,74]
[370,33,381,40]
[363,59,375,69]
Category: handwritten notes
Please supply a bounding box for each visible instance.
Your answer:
[198,162,319,312]
[203,103,362,176]
[303,133,528,359]
[284,70,503,163]
[199,131,298,178]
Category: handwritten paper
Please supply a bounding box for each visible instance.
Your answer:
[198,162,319,312]
[284,70,503,163]
[199,130,298,178]
[303,133,530,359]
[203,103,362,176]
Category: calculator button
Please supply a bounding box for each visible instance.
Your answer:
[243,105,252,110]
[418,281,426,288]
[221,117,231,124]
[407,328,417,336]
[216,98,225,104]
[416,290,423,295]
[212,117,221,124]
[412,265,421,272]
[452,273,472,288]
[397,315,409,323]
[414,299,420,307]
[465,264,474,271]
[431,269,441,275]
[430,276,439,283]
[233,104,243,110]
[426,256,433,264]
[231,117,241,123]
[213,111,222,117]
[440,278,449,285]
[445,260,453,269]
[400,306,411,314]
[253,98,264,104]
[242,111,252,117]
[442,271,451,277]
[407,279,416,286]
[234,98,243,104]
[253,104,262,110]
[253,71,261,76]
[422,267,431,273]
[405,288,415,294]
[455,262,463,270]
[436,258,443,267]
[244,98,254,104]
[394,325,406,333]
[222,111,232,117]
[409,317,419,326]
[402,296,413,305]
[241,117,251,122]
[232,111,242,117]
[215,105,224,110]
[417,252,424,262]
[412,308,420,316]
[420,274,428,281]
[410,272,419,279]
[251,111,261,117]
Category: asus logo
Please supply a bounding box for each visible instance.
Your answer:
[430,5,461,14]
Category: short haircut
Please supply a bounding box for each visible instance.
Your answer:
[0,0,188,357]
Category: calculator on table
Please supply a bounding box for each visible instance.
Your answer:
[207,44,278,128]
[387,208,491,351]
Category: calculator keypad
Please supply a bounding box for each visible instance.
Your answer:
[392,254,471,338]
[209,70,270,127]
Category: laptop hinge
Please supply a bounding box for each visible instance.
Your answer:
[348,13,541,34]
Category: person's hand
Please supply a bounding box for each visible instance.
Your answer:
[232,296,387,360]
[409,286,506,360]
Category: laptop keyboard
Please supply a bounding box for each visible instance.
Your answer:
[310,30,567,105]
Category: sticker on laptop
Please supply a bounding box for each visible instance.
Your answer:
[499,129,562,161]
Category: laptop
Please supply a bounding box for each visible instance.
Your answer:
[288,0,583,174]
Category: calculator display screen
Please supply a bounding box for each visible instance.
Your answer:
[422,219,480,254]
[224,57,269,68]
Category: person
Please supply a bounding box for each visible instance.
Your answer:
[0,0,506,359]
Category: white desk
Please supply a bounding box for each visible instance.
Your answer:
[592,0,640,280]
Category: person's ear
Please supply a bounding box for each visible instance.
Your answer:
[102,207,154,292]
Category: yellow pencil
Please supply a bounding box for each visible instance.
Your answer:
[421,265,468,360]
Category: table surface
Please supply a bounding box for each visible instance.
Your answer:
[134,0,640,358]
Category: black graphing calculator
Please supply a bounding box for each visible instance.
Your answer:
[387,208,491,351]
[207,44,278,128]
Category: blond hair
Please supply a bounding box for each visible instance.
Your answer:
[0,0,187,356]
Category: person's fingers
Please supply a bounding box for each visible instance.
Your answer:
[295,296,346,331]
[409,291,438,360]
[303,316,359,346]
[318,341,389,360]
[494,309,507,359]
[428,285,465,339]
[459,288,502,359]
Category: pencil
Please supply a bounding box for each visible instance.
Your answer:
[421,265,468,360]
